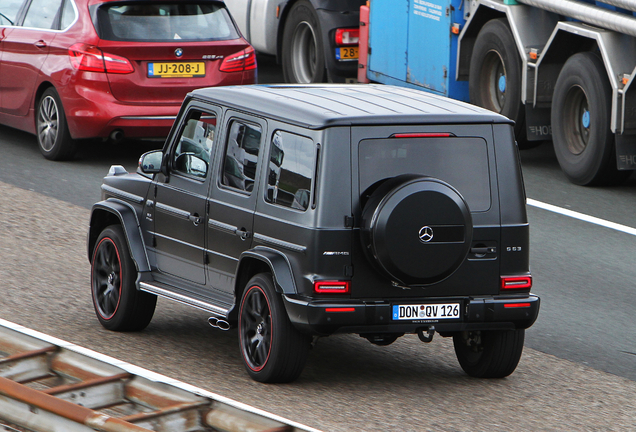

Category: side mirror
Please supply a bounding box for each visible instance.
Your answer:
[138,150,163,176]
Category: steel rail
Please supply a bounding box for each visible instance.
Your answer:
[0,375,152,432]
[0,320,320,432]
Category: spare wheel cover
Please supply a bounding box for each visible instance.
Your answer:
[365,177,473,285]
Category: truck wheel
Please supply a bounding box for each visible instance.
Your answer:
[91,225,157,331]
[282,0,326,84]
[239,273,311,383]
[470,19,534,149]
[36,88,77,161]
[551,52,629,186]
[453,329,524,378]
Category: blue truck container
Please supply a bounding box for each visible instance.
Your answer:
[367,0,469,101]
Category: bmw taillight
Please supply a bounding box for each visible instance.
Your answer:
[314,281,350,294]
[501,276,532,291]
[219,46,257,72]
[69,43,133,74]
[335,28,359,46]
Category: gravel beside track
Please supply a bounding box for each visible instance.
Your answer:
[0,180,634,431]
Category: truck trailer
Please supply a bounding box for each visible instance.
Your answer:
[362,0,636,186]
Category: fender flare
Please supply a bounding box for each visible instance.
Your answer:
[237,246,298,295]
[87,199,151,273]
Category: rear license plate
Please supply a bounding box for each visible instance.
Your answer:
[148,62,205,78]
[392,303,460,321]
[336,47,358,61]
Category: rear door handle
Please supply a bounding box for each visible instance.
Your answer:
[235,228,251,240]
[188,214,201,226]
[34,40,47,49]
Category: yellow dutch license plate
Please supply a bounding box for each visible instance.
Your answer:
[148,62,205,78]
[336,47,358,61]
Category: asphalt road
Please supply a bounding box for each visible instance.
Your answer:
[0,56,635,430]
[0,175,635,431]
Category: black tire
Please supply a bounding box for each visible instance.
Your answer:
[36,87,77,161]
[91,225,156,331]
[361,175,473,286]
[239,273,311,383]
[453,329,525,378]
[470,19,536,150]
[551,52,630,186]
[282,0,327,84]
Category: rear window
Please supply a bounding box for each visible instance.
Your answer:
[95,2,239,41]
[359,137,491,212]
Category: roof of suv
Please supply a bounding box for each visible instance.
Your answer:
[190,84,513,129]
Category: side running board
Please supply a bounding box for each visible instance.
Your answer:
[139,282,230,318]
[0,319,319,432]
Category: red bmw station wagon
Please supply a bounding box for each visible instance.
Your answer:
[0,0,256,160]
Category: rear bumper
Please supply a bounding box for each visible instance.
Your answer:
[283,294,540,336]
[60,70,254,140]
[66,97,179,139]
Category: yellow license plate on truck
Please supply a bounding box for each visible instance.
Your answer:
[336,47,358,61]
[148,62,205,77]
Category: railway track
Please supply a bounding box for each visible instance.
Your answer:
[0,319,318,432]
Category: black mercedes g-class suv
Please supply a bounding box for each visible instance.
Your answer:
[88,84,539,383]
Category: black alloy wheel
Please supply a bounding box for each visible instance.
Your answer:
[239,273,311,383]
[240,284,272,371]
[91,225,156,331]
[92,236,122,321]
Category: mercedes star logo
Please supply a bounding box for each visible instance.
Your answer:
[419,226,434,243]
[175,48,183,57]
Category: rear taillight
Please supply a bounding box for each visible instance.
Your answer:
[314,281,350,294]
[69,43,133,74]
[501,276,532,290]
[335,28,359,46]
[219,46,257,72]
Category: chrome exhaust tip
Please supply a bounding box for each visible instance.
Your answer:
[208,317,231,331]
[109,129,124,143]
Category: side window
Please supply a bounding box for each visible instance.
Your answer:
[172,111,217,179]
[221,120,262,193]
[266,131,315,211]
[60,0,76,29]
[0,0,25,26]
[23,0,61,29]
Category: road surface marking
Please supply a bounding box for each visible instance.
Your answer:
[527,198,636,236]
